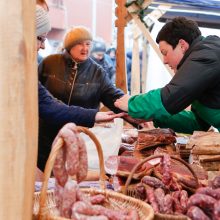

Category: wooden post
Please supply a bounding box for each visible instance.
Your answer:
[115,0,128,93]
[130,22,141,96]
[0,1,38,220]
[141,37,149,93]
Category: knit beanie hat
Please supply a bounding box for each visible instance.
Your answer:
[64,26,93,51]
[91,40,106,53]
[36,5,51,37]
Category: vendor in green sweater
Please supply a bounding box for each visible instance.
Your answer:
[115,17,220,134]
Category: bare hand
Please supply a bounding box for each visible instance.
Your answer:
[114,94,130,112]
[95,111,126,123]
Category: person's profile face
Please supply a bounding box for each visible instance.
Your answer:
[159,40,185,73]
[92,52,104,61]
[37,33,47,51]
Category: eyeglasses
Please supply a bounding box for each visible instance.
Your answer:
[37,36,47,44]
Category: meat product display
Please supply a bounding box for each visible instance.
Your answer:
[136,128,176,150]
[187,206,211,220]
[49,124,143,219]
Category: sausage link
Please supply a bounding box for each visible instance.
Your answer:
[61,180,77,218]
[163,194,174,214]
[136,183,146,200]
[93,205,129,220]
[53,146,68,187]
[141,176,166,190]
[65,133,80,176]
[211,176,220,189]
[187,206,211,220]
[89,194,106,205]
[213,200,220,220]
[154,188,165,213]
[72,201,99,217]
[54,180,63,213]
[179,190,188,214]
[196,187,220,200]
[187,193,216,214]
[161,154,172,185]
[146,188,159,213]
[76,135,88,183]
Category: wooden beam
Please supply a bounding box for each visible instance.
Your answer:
[127,2,174,77]
[0,1,38,219]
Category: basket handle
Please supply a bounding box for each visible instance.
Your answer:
[122,154,199,195]
[38,126,106,218]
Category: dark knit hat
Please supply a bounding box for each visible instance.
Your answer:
[91,41,106,53]
[64,26,93,51]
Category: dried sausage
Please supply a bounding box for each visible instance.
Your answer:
[65,131,80,176]
[90,194,106,205]
[72,201,99,217]
[93,205,129,220]
[141,176,166,190]
[163,194,174,214]
[154,188,165,213]
[136,183,146,200]
[187,193,216,215]
[61,180,77,218]
[187,206,211,220]
[213,200,220,220]
[146,188,159,213]
[54,180,63,213]
[161,154,172,185]
[196,187,220,200]
[53,146,68,187]
[76,135,88,183]
[179,190,188,214]
[211,176,220,189]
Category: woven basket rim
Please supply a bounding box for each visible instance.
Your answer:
[33,188,154,220]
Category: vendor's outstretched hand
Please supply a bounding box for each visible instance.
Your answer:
[114,94,130,112]
[95,111,126,123]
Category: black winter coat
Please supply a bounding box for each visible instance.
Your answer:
[38,51,124,170]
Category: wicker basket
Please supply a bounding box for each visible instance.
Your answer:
[33,126,154,220]
[122,155,198,220]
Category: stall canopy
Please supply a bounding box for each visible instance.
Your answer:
[149,0,220,28]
